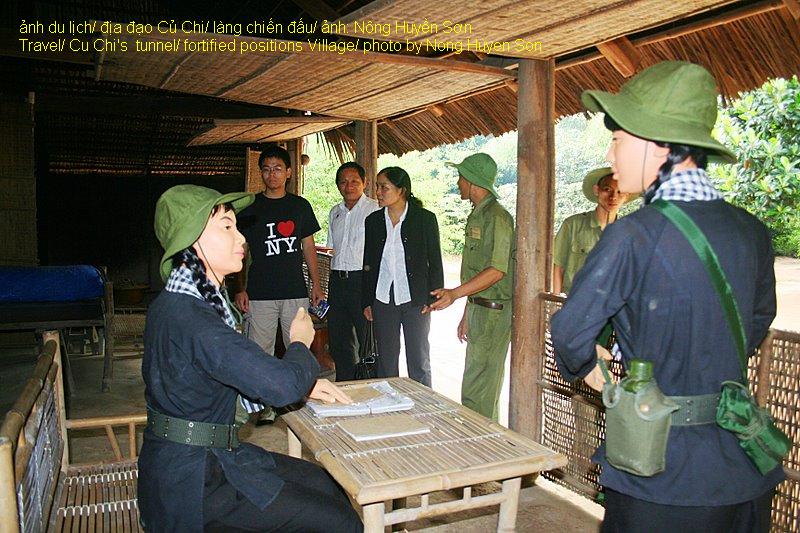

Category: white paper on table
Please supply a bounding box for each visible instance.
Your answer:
[306,381,414,418]
[337,412,430,441]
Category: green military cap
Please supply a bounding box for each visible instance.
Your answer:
[581,61,736,164]
[154,185,254,282]
[581,167,639,203]
[446,153,499,197]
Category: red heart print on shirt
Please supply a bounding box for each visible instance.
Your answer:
[277,220,295,237]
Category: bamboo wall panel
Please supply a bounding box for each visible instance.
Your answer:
[0,97,37,266]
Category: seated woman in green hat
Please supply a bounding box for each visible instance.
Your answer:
[553,167,632,294]
[138,185,362,532]
[551,62,781,531]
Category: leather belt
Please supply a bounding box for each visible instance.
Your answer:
[669,393,720,426]
[468,296,504,310]
[147,408,240,450]
[331,270,362,279]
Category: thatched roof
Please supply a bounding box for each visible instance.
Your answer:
[337,0,738,58]
[97,28,514,121]
[347,1,800,155]
[2,0,798,171]
[188,116,350,146]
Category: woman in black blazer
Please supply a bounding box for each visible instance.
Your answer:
[362,167,444,386]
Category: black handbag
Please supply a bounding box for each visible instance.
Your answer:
[354,321,379,380]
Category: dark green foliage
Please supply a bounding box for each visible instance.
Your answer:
[711,76,800,257]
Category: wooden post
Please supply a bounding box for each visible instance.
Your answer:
[355,120,378,198]
[245,147,263,193]
[286,139,304,195]
[510,59,556,441]
[44,330,70,468]
[0,435,17,532]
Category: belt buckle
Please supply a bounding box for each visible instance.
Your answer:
[339,270,349,279]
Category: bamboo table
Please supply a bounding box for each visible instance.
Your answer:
[283,377,567,532]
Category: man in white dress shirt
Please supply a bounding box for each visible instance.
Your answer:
[326,162,379,380]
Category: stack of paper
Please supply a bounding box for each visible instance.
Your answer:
[337,413,430,441]
[306,381,414,417]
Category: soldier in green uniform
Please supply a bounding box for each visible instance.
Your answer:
[552,167,633,294]
[427,153,514,421]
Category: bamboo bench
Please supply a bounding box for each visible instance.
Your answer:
[0,331,147,532]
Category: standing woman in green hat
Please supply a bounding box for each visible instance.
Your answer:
[551,62,781,531]
[139,185,361,532]
[552,167,632,294]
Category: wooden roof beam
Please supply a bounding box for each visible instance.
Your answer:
[428,104,446,117]
[784,0,800,19]
[596,36,641,77]
[212,116,348,126]
[557,0,785,71]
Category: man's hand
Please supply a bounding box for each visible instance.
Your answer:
[363,306,373,322]
[289,307,315,347]
[427,288,458,311]
[311,286,324,307]
[234,290,250,313]
[309,379,353,404]
[457,311,468,343]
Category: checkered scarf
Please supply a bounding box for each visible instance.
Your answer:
[165,266,264,413]
[650,168,723,202]
[165,266,237,329]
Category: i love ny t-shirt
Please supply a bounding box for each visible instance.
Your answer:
[238,193,320,300]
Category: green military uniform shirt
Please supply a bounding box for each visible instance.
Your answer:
[553,210,602,293]
[461,196,514,299]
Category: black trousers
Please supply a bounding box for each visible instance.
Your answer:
[203,452,362,532]
[601,487,774,533]
[327,272,367,381]
[372,292,431,387]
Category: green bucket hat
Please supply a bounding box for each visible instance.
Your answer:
[581,167,639,203]
[582,167,614,202]
[581,61,736,164]
[154,185,254,282]
[446,153,499,197]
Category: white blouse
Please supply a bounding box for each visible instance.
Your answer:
[375,203,411,305]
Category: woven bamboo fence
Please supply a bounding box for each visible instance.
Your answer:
[538,292,800,532]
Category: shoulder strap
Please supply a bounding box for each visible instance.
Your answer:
[650,199,748,382]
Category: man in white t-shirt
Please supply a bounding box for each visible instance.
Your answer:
[326,162,379,380]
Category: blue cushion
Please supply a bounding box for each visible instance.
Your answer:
[0,266,104,302]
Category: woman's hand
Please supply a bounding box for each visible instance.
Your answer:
[289,307,315,347]
[309,379,353,404]
[363,306,373,321]
[584,345,614,392]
